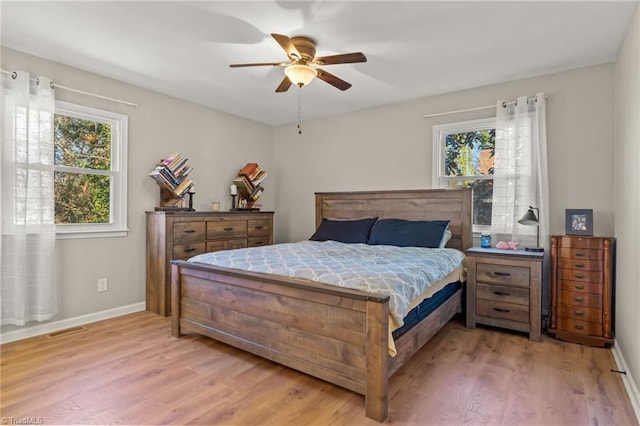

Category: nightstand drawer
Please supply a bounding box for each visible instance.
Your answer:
[556,318,602,336]
[558,290,602,308]
[172,242,206,260]
[477,283,529,305]
[173,222,206,242]
[476,263,530,287]
[477,299,529,323]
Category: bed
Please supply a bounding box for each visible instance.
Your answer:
[170,188,472,422]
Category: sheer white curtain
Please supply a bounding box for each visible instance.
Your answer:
[490,92,549,250]
[1,71,57,326]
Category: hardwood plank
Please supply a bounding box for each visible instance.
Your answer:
[1,312,637,426]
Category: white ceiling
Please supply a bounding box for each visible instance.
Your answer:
[1,1,637,126]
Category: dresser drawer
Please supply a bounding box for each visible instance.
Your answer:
[206,220,248,239]
[172,242,206,260]
[559,269,603,283]
[476,263,530,287]
[477,299,529,323]
[556,317,602,336]
[557,248,603,261]
[248,219,271,237]
[206,239,246,252]
[558,258,603,272]
[558,304,601,322]
[559,279,602,294]
[558,290,602,308]
[477,283,529,305]
[172,222,206,242]
[248,236,269,248]
[556,236,605,250]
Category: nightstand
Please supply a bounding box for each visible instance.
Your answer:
[465,247,544,342]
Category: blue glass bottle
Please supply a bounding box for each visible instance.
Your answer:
[480,232,491,248]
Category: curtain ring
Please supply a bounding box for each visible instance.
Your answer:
[11,71,17,80]
[50,81,55,90]
[36,77,40,86]
[501,101,507,108]
[514,99,518,106]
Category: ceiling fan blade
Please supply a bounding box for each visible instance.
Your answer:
[314,52,367,65]
[275,76,292,93]
[316,69,352,91]
[229,62,287,68]
[271,33,302,60]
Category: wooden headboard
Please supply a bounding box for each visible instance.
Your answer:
[314,188,472,251]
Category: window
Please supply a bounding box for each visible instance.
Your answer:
[54,101,128,238]
[432,118,495,231]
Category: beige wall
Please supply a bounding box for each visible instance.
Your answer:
[273,64,616,244]
[614,3,640,409]
[1,47,274,326]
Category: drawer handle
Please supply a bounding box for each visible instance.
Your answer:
[574,310,584,316]
[223,227,233,231]
[253,241,263,245]
[493,272,511,277]
[493,307,511,313]
[493,291,511,296]
[184,229,196,233]
[574,324,584,330]
[254,225,264,229]
[574,284,585,290]
[574,262,585,268]
[574,272,585,279]
[575,252,585,257]
[574,296,584,302]
[184,248,197,253]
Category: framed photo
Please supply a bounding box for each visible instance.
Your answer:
[565,209,593,236]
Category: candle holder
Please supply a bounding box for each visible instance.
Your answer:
[230,194,237,210]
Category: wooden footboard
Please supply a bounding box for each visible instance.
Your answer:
[172,261,462,422]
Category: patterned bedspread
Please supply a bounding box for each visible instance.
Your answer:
[188,240,466,328]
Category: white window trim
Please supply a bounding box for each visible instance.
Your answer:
[432,117,495,234]
[54,101,128,239]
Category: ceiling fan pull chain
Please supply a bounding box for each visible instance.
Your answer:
[297,86,303,135]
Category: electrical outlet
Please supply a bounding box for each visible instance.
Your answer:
[97,278,108,292]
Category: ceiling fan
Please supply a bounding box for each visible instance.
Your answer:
[230,33,367,92]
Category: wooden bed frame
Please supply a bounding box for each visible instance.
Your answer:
[171,188,472,421]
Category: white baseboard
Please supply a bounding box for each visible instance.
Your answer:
[0,302,146,344]
[612,338,640,424]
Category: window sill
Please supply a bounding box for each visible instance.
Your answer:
[56,228,129,240]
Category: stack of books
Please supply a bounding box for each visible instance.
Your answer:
[232,163,267,210]
[149,152,194,200]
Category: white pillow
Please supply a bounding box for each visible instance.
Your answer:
[438,229,452,248]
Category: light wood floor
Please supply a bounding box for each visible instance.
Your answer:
[1,312,637,426]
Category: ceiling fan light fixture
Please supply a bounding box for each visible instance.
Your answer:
[284,64,317,87]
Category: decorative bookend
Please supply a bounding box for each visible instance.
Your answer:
[149,152,194,211]
[231,163,267,211]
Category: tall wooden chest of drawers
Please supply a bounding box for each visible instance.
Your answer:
[146,210,274,316]
[549,235,615,347]
[466,247,544,342]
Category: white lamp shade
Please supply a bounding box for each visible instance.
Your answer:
[284,64,317,87]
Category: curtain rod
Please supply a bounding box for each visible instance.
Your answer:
[424,95,545,119]
[1,68,138,108]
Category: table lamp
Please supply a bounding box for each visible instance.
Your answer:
[518,206,544,252]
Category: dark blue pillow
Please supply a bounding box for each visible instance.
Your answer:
[309,217,378,244]
[368,219,450,248]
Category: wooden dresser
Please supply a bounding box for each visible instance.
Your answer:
[549,235,615,347]
[146,210,274,316]
[466,247,544,342]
